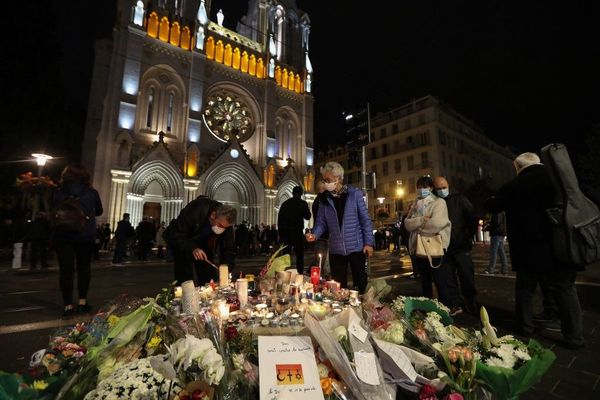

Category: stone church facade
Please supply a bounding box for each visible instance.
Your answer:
[83,0,316,229]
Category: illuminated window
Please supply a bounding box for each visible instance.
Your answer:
[232,48,241,69]
[275,66,281,85]
[167,93,174,132]
[159,17,170,42]
[170,22,181,46]
[241,51,249,72]
[215,40,224,63]
[288,71,294,90]
[224,44,233,66]
[146,88,155,128]
[206,36,215,59]
[256,58,265,78]
[281,68,288,88]
[147,12,159,38]
[181,26,192,50]
[249,55,256,76]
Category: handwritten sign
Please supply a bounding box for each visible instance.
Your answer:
[354,351,380,385]
[349,319,369,343]
[259,336,324,400]
[373,338,418,382]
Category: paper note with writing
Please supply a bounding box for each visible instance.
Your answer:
[373,338,418,382]
[349,318,368,343]
[354,351,380,385]
[258,336,324,400]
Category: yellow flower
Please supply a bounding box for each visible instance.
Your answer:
[320,378,333,396]
[32,380,49,391]
[107,315,120,328]
[147,336,162,348]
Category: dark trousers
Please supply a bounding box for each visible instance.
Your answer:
[138,241,151,260]
[329,251,368,293]
[515,270,583,344]
[281,232,306,274]
[30,240,49,268]
[55,242,93,306]
[446,251,477,304]
[112,239,127,263]
[414,256,461,308]
[173,253,218,286]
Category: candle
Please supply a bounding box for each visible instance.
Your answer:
[174,286,182,298]
[181,280,199,314]
[294,274,304,286]
[219,264,229,287]
[236,278,248,308]
[218,299,229,320]
[310,266,321,286]
[318,253,323,269]
[327,280,339,293]
[349,290,359,300]
[288,269,298,285]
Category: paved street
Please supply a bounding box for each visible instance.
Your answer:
[1,244,599,399]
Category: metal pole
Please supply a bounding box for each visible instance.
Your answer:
[361,102,372,208]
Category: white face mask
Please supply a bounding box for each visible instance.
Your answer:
[212,225,226,235]
[324,181,337,192]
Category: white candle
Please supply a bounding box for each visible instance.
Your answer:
[237,278,248,308]
[181,280,199,314]
[219,264,229,287]
[174,286,182,298]
[318,253,322,269]
[349,290,359,299]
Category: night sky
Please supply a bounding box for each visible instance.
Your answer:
[4,0,599,178]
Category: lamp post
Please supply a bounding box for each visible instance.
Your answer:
[32,153,53,177]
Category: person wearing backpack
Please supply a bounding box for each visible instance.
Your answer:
[52,164,103,317]
[485,152,584,349]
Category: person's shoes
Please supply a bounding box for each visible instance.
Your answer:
[532,312,555,323]
[408,274,418,279]
[537,319,561,333]
[483,270,494,275]
[77,304,92,314]
[449,306,463,316]
[558,340,585,350]
[62,308,76,318]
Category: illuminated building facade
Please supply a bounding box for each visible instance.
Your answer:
[83,0,315,228]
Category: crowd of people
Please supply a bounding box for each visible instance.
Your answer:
[1,150,596,351]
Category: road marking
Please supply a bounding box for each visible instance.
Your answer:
[0,290,47,296]
[0,318,87,335]
[1,306,47,313]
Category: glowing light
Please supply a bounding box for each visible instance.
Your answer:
[32,153,53,166]
[377,197,386,204]
[197,0,208,24]
[217,9,224,26]
[266,137,276,157]
[230,149,239,159]
[396,188,404,197]
[188,119,201,142]
[305,52,313,73]
[306,148,314,166]
[345,114,354,121]
[118,102,136,130]
[133,1,144,26]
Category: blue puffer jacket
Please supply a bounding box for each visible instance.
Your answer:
[313,186,374,255]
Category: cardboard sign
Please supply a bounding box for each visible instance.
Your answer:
[258,336,324,400]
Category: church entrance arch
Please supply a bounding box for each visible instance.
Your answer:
[204,162,262,224]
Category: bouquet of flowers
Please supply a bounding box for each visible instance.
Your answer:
[473,307,556,400]
[258,244,289,279]
[84,357,179,399]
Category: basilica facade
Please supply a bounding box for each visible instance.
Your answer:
[83,0,316,229]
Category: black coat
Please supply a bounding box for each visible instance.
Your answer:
[277,196,311,238]
[115,219,135,240]
[443,193,477,254]
[311,192,329,239]
[168,196,235,268]
[485,164,572,272]
[52,184,103,243]
[488,212,507,236]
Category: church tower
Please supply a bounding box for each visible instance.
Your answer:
[82,0,315,229]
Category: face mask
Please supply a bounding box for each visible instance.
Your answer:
[324,181,337,192]
[417,188,431,198]
[212,225,226,235]
[436,188,449,198]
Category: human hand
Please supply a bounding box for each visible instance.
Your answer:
[363,245,374,257]
[422,216,431,223]
[305,233,316,242]
[192,248,208,261]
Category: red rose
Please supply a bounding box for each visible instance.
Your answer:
[419,384,438,400]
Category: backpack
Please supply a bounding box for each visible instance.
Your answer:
[51,196,89,233]
[541,143,600,267]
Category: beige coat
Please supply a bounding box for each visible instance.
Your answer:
[404,195,451,254]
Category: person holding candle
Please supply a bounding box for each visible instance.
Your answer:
[306,162,374,293]
[167,196,237,286]
[277,185,312,274]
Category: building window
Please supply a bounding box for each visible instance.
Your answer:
[371,164,378,176]
[392,123,398,133]
[419,114,425,125]
[394,140,400,152]
[146,88,154,128]
[166,92,174,132]
[381,127,387,138]
[383,161,389,176]
[439,130,447,145]
[408,177,415,193]
[382,143,388,156]
[421,151,428,167]
[394,158,401,173]
[405,119,412,130]
[407,155,414,170]
[371,148,377,160]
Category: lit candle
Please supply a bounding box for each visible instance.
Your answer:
[218,299,230,320]
[236,278,248,308]
[174,286,182,298]
[219,264,229,287]
[310,266,320,286]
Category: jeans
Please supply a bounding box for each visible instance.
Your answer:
[329,251,368,293]
[488,236,508,273]
[55,242,93,306]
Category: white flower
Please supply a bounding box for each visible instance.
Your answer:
[334,326,348,341]
[380,321,405,344]
[149,354,177,381]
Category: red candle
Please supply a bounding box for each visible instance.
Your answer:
[310,266,321,286]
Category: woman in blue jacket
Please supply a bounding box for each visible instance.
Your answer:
[52,164,103,317]
[306,162,374,293]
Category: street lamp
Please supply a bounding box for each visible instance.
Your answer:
[377,196,385,204]
[32,153,53,176]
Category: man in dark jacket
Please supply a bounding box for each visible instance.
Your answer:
[278,186,311,274]
[434,176,478,314]
[168,196,236,285]
[112,213,135,266]
[485,152,584,349]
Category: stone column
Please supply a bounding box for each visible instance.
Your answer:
[183,178,201,205]
[109,169,132,230]
[264,189,278,226]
